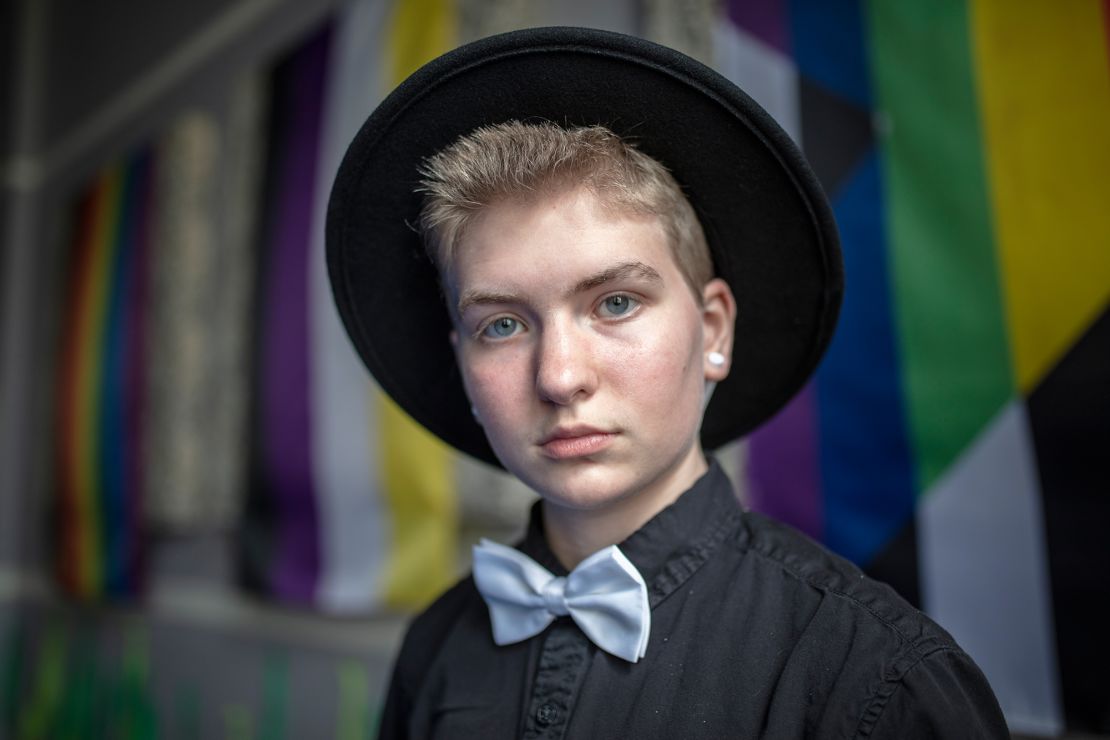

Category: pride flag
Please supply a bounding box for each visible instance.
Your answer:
[239,0,653,615]
[54,151,153,600]
[241,0,462,613]
[53,109,248,599]
[717,0,1110,733]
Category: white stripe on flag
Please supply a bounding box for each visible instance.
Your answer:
[309,0,392,613]
[919,400,1063,736]
[712,14,801,146]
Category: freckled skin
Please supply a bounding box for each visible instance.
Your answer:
[448,186,735,567]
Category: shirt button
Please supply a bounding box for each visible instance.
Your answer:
[536,702,559,725]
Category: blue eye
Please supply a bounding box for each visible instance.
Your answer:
[482,316,522,338]
[599,294,637,317]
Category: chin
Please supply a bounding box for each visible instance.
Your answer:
[510,458,640,512]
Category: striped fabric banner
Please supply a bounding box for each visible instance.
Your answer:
[53,106,253,598]
[719,0,1110,733]
[972,1,1110,394]
[308,0,394,614]
[55,150,153,600]
[312,0,460,613]
[244,0,463,612]
[246,0,663,615]
[246,21,333,605]
[376,0,460,611]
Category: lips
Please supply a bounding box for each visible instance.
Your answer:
[538,425,617,460]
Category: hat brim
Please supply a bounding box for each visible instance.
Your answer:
[327,26,842,467]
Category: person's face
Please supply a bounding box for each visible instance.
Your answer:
[448,186,735,513]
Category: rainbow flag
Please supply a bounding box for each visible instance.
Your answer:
[54,150,154,600]
[717,0,1110,734]
[53,110,242,598]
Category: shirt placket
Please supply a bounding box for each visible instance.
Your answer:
[521,620,591,739]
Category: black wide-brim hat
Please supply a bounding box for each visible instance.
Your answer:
[327,26,842,467]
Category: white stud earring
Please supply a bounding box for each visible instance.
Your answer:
[470,404,482,425]
[707,351,726,367]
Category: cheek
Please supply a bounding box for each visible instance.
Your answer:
[461,352,532,423]
[619,312,702,385]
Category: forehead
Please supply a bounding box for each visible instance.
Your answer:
[446,187,677,297]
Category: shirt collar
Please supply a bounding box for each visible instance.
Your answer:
[516,459,740,587]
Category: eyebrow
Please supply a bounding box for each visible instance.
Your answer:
[456,261,663,317]
[571,261,662,294]
[456,290,523,317]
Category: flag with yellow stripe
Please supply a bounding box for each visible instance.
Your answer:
[241,0,460,614]
[720,0,1110,733]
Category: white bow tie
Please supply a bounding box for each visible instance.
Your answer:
[472,538,651,663]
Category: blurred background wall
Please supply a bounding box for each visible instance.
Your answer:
[1,0,1107,737]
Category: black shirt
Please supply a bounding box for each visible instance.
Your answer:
[379,462,1008,738]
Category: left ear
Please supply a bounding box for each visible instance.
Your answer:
[700,277,736,382]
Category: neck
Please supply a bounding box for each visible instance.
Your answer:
[541,448,709,570]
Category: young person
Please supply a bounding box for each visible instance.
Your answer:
[327,28,1008,739]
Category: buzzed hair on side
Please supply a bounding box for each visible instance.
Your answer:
[416,121,714,299]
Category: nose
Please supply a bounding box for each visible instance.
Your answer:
[534,318,598,406]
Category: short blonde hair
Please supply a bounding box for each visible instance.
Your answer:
[417,121,713,297]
